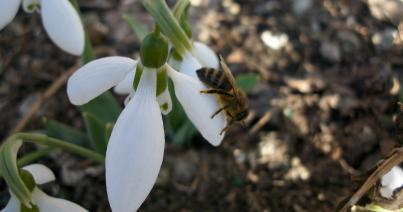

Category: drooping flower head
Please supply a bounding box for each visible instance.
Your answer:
[67,29,225,211]
[0,0,85,55]
[1,164,88,212]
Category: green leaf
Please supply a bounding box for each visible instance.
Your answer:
[172,120,197,146]
[79,91,122,124]
[122,13,149,42]
[83,112,108,154]
[235,73,261,93]
[104,123,114,142]
[44,119,90,147]
[166,79,197,145]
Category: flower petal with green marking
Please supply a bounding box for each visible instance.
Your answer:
[106,69,164,212]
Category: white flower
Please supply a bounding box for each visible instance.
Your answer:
[0,0,85,55]
[1,164,88,212]
[379,166,403,199]
[66,43,225,211]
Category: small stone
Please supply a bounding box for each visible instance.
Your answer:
[292,0,312,15]
[261,30,289,50]
[372,28,397,51]
[320,41,341,62]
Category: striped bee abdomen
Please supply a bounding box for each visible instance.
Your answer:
[196,68,232,91]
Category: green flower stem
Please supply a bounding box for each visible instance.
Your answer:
[142,0,193,55]
[17,147,55,167]
[0,133,104,208]
[9,133,105,164]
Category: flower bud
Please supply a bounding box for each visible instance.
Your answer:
[140,32,169,68]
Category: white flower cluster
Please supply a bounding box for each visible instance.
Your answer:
[67,41,225,211]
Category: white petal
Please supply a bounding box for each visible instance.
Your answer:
[157,87,172,115]
[106,69,165,212]
[192,42,219,69]
[380,166,403,198]
[179,51,202,79]
[114,70,136,95]
[32,188,88,212]
[67,56,136,105]
[22,164,55,185]
[22,0,40,13]
[167,65,226,146]
[41,0,85,55]
[0,0,21,30]
[1,194,20,212]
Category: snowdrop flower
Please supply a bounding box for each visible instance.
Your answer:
[67,32,225,211]
[379,166,403,199]
[1,164,88,212]
[0,0,85,55]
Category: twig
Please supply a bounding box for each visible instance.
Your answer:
[10,64,79,133]
[340,147,403,211]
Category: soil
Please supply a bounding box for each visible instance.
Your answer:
[1,0,403,211]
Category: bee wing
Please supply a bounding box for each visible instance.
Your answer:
[219,55,237,86]
[219,55,239,96]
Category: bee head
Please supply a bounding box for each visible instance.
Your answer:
[235,109,249,121]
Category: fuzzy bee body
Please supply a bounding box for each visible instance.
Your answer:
[197,68,232,91]
[196,56,249,134]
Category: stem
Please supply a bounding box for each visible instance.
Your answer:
[17,147,55,167]
[10,133,105,164]
[69,0,95,64]
[142,0,192,55]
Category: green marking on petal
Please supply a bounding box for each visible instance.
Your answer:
[161,103,169,111]
[133,63,144,91]
[156,67,167,96]
[21,203,39,212]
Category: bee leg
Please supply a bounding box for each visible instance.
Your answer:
[200,89,233,97]
[219,113,234,135]
[211,105,230,119]
[220,118,234,135]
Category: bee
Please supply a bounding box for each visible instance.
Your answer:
[196,56,249,135]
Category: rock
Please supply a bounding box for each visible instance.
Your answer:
[372,28,397,51]
[320,41,341,62]
[292,0,312,16]
[368,0,403,23]
[261,30,289,50]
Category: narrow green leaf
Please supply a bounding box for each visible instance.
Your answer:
[79,91,122,124]
[172,120,196,146]
[235,73,261,93]
[122,13,149,41]
[83,112,108,154]
[44,118,90,147]
[105,123,114,142]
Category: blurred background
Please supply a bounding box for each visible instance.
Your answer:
[1,0,403,211]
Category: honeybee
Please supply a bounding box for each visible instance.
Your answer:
[196,56,249,134]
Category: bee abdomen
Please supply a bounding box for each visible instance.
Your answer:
[196,68,232,90]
